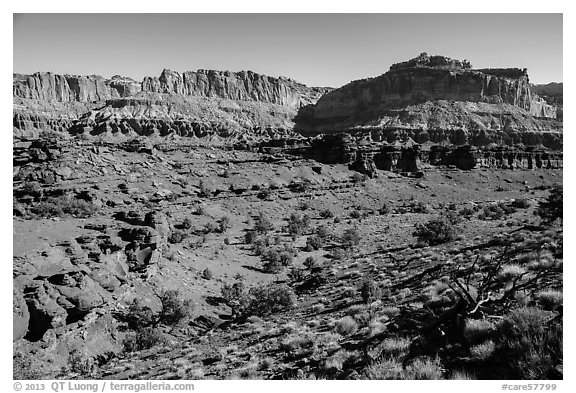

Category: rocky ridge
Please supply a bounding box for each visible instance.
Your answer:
[13,69,330,141]
[294,53,561,140]
[142,69,330,109]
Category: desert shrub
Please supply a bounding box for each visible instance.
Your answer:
[60,198,97,217]
[31,196,97,218]
[248,283,297,316]
[203,221,218,234]
[286,213,311,238]
[67,348,94,374]
[202,268,213,280]
[365,358,404,379]
[180,217,193,229]
[262,246,295,273]
[537,290,563,311]
[469,340,496,361]
[497,264,527,282]
[218,216,231,233]
[537,185,562,223]
[123,327,164,352]
[332,248,352,260]
[449,370,476,380]
[479,202,518,220]
[410,200,430,213]
[379,337,411,357]
[511,198,531,209]
[458,206,475,219]
[198,180,212,197]
[221,279,250,316]
[257,188,272,200]
[359,279,382,304]
[315,225,331,240]
[289,179,312,193]
[404,357,444,380]
[413,216,455,245]
[349,209,362,219]
[31,201,64,218]
[335,316,358,336]
[342,228,361,249]
[126,298,156,329]
[493,307,562,379]
[254,213,274,234]
[126,290,193,329]
[463,318,496,344]
[168,230,187,244]
[252,236,272,256]
[194,205,206,216]
[298,200,313,211]
[379,203,390,215]
[320,209,334,218]
[244,230,258,244]
[304,256,317,270]
[288,267,306,281]
[157,289,194,326]
[305,235,323,251]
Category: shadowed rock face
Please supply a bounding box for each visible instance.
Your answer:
[294,53,560,139]
[293,133,562,175]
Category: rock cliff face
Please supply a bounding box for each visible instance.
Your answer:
[300,133,562,177]
[295,53,560,140]
[13,73,141,102]
[13,69,330,140]
[141,69,329,108]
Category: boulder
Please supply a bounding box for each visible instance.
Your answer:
[13,288,30,341]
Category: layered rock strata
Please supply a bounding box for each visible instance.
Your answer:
[294,53,561,142]
[292,133,562,177]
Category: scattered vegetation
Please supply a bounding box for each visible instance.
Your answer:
[413,216,456,245]
[30,196,97,218]
[221,281,297,317]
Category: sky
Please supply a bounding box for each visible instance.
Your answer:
[13,14,563,88]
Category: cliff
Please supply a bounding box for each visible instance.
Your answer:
[13,73,141,102]
[141,69,329,108]
[295,53,560,139]
[13,69,331,140]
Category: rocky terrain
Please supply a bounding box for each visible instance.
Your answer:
[13,54,563,380]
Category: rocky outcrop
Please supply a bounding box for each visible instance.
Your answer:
[142,69,330,108]
[300,133,562,175]
[13,73,140,102]
[13,288,30,341]
[295,53,561,141]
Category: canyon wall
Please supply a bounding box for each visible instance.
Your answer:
[13,73,141,102]
[142,69,330,108]
[295,53,560,138]
[13,69,331,140]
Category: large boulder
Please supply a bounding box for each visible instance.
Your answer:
[13,288,30,341]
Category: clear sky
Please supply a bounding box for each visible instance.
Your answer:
[13,13,563,88]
